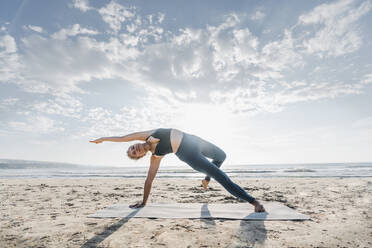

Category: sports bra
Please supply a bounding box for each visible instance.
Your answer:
[146,128,173,156]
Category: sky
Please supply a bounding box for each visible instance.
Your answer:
[0,0,371,167]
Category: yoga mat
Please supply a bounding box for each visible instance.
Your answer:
[88,202,310,220]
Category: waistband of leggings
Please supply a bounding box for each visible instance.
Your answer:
[175,132,191,156]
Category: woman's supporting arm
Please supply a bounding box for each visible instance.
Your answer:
[142,155,162,205]
[90,129,155,144]
[129,155,162,208]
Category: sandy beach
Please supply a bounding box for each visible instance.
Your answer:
[1,177,371,247]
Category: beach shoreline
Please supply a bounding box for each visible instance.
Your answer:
[1,177,371,247]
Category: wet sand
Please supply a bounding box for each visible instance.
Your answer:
[1,177,371,247]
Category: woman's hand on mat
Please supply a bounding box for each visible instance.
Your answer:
[129,201,146,208]
[252,200,266,212]
[90,138,104,144]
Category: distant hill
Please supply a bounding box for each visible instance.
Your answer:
[0,159,89,169]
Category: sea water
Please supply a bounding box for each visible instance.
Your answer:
[0,159,371,179]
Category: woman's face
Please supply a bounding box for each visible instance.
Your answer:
[128,143,146,159]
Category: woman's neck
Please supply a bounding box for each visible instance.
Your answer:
[144,142,153,153]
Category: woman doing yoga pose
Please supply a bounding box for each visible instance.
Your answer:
[90,128,265,212]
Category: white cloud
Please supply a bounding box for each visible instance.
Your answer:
[8,116,64,134]
[0,34,17,53]
[120,33,139,46]
[128,14,260,90]
[0,97,19,109]
[362,73,372,84]
[31,94,83,118]
[158,13,165,23]
[272,81,363,104]
[250,10,265,21]
[210,82,278,114]
[51,24,99,40]
[98,36,140,62]
[100,8,370,115]
[72,0,93,12]
[0,34,21,83]
[98,1,135,33]
[136,26,164,43]
[81,85,185,137]
[138,37,208,88]
[206,14,260,81]
[82,104,175,138]
[2,0,371,123]
[19,35,116,94]
[299,0,372,57]
[125,23,138,33]
[134,13,270,88]
[2,97,19,105]
[261,29,303,73]
[1,6,163,97]
[82,107,150,137]
[147,15,154,24]
[174,90,197,101]
[24,25,44,33]
[165,28,206,79]
[210,80,365,114]
[171,28,202,46]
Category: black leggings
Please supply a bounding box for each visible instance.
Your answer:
[175,133,256,203]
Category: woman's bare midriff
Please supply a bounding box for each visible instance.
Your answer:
[170,128,184,154]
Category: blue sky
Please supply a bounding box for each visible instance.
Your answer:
[0,0,371,166]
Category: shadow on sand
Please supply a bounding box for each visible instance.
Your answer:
[200,203,216,228]
[200,203,267,247]
[81,208,141,248]
[239,212,268,247]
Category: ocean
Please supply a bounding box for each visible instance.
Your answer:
[0,159,371,179]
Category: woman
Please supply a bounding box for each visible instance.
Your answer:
[90,128,265,212]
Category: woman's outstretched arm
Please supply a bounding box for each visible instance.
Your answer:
[90,129,155,144]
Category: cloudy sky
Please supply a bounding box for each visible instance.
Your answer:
[0,0,371,167]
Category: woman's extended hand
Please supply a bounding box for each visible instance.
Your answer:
[89,138,104,144]
[129,201,146,209]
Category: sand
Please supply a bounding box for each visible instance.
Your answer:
[0,177,371,248]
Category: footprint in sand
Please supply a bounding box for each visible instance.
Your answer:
[84,222,98,226]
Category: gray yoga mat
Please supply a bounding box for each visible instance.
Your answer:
[88,202,309,220]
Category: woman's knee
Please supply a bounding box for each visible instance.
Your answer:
[216,149,226,163]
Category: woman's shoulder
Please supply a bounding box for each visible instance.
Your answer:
[148,128,170,136]
[145,129,159,142]
[146,128,179,139]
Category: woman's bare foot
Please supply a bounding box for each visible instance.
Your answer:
[202,179,209,191]
[252,200,266,212]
